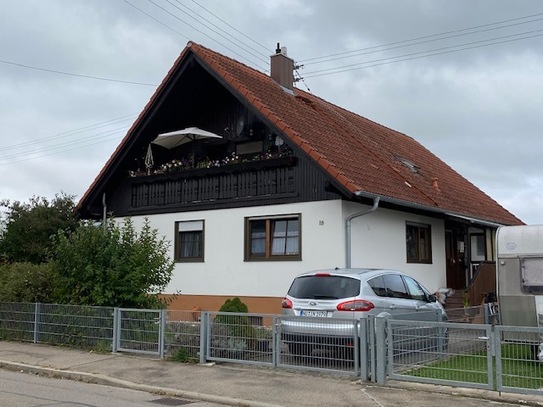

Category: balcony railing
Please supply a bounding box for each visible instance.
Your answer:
[129,157,297,209]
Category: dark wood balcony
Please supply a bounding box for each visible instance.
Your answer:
[128,157,298,209]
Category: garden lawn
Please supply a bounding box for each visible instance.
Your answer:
[402,344,543,389]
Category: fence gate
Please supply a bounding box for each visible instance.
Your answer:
[384,319,494,390]
[113,308,165,357]
[494,325,543,396]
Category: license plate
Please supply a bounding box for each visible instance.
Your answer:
[301,310,327,317]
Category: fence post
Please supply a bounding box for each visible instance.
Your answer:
[368,316,376,382]
[375,315,387,385]
[487,324,495,390]
[159,309,167,359]
[273,315,279,367]
[494,325,503,391]
[355,318,371,382]
[199,311,209,364]
[33,302,41,344]
[112,308,120,354]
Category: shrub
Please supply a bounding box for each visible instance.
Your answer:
[218,297,249,313]
[0,262,58,303]
[52,217,174,308]
[214,297,258,352]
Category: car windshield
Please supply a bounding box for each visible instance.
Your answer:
[287,275,361,299]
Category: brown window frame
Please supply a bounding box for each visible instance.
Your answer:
[174,220,205,263]
[245,214,301,261]
[406,222,432,264]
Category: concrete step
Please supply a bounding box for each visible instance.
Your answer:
[443,290,467,309]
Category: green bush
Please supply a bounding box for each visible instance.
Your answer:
[214,298,259,351]
[216,297,250,330]
[218,297,249,313]
[52,217,174,308]
[0,262,58,303]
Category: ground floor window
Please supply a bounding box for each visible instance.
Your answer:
[470,233,486,262]
[406,222,432,263]
[245,214,301,261]
[175,220,204,262]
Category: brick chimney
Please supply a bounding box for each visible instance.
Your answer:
[270,42,294,90]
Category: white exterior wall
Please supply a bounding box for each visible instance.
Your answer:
[130,200,345,298]
[345,201,447,292]
[129,199,447,298]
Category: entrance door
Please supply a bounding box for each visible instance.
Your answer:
[445,230,464,289]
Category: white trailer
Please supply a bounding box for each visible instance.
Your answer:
[496,225,543,355]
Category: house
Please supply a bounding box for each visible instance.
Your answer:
[77,41,523,314]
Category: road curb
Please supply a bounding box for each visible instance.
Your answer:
[3,358,543,407]
[383,380,543,407]
[0,360,284,407]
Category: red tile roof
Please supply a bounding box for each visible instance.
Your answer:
[188,42,521,225]
[79,41,522,226]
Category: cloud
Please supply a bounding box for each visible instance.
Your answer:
[0,0,541,224]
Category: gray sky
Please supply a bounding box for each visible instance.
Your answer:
[1,0,542,224]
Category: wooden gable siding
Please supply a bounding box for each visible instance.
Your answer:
[106,153,342,217]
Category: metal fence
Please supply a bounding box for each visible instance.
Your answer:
[445,303,500,324]
[114,308,164,357]
[385,319,494,390]
[2,301,542,396]
[0,302,114,350]
[383,319,543,395]
[494,325,543,395]
[165,309,202,362]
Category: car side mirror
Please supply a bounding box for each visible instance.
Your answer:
[427,294,437,303]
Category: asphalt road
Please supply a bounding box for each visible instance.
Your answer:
[0,369,223,407]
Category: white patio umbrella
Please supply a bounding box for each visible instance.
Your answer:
[144,144,154,175]
[152,127,223,167]
[152,127,222,149]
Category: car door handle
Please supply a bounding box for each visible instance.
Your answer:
[389,305,396,309]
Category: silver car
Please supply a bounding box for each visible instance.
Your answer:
[281,268,446,356]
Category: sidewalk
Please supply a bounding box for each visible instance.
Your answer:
[0,341,541,407]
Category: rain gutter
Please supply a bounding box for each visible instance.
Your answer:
[353,190,505,228]
[102,193,107,228]
[346,194,380,268]
[443,213,504,228]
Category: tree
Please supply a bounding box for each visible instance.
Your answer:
[52,217,174,308]
[0,262,58,303]
[0,193,78,264]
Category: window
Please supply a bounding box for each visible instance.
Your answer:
[245,215,301,261]
[383,274,409,298]
[406,222,432,263]
[403,276,427,301]
[521,257,543,293]
[470,233,485,262]
[368,276,387,297]
[369,274,427,300]
[175,220,204,262]
[287,275,360,299]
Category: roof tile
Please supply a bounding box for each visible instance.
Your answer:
[79,41,523,226]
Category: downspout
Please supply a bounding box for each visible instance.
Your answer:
[346,195,380,268]
[102,192,107,229]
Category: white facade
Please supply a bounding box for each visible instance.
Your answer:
[346,201,447,292]
[130,199,447,299]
